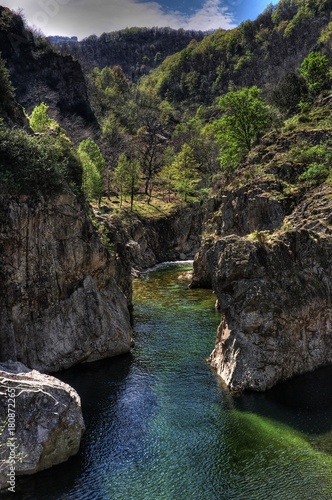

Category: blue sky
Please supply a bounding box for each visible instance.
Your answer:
[2,0,277,40]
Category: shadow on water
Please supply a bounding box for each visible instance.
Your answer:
[227,364,332,437]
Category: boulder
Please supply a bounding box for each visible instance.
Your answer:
[0,362,84,490]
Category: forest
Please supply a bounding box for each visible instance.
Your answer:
[1,0,332,217]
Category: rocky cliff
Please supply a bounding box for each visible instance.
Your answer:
[191,126,332,392]
[0,193,132,373]
[93,203,204,273]
[128,204,204,269]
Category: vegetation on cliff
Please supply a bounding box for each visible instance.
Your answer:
[0,6,97,143]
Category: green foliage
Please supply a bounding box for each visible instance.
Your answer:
[114,153,142,210]
[77,138,105,202]
[290,141,332,183]
[283,3,315,38]
[319,20,332,46]
[0,125,82,197]
[299,51,330,95]
[299,162,330,182]
[0,54,15,118]
[271,0,301,24]
[174,114,219,185]
[213,86,271,171]
[270,71,307,115]
[57,27,205,84]
[28,102,58,133]
[87,65,130,121]
[170,144,201,201]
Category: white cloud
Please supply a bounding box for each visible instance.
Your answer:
[1,0,236,39]
[184,0,235,31]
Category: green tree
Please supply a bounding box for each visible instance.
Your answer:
[0,125,82,196]
[77,138,105,204]
[171,144,200,202]
[114,153,142,210]
[28,102,58,133]
[157,147,176,202]
[101,112,129,199]
[174,114,219,186]
[299,51,330,96]
[88,65,130,120]
[213,86,271,171]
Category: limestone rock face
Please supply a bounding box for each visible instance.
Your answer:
[128,204,204,269]
[191,179,332,391]
[207,232,332,391]
[0,193,132,372]
[0,362,84,489]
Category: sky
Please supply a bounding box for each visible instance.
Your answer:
[1,0,277,40]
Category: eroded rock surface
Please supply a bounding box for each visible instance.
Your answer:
[205,231,332,391]
[0,193,132,372]
[0,362,84,490]
[191,150,332,391]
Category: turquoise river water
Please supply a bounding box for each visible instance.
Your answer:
[12,262,332,499]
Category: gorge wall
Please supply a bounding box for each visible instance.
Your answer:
[93,203,204,273]
[191,132,332,392]
[0,193,133,373]
[0,192,203,374]
[128,204,204,270]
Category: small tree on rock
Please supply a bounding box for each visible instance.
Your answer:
[28,102,58,133]
[171,144,200,202]
[299,51,330,97]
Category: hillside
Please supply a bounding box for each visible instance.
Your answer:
[143,0,332,106]
[190,95,332,391]
[53,27,206,82]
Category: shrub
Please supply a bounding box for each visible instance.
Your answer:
[290,142,332,184]
[299,162,329,183]
[0,125,82,197]
[299,51,330,96]
[28,102,58,133]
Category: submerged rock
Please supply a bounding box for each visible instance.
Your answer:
[0,362,84,490]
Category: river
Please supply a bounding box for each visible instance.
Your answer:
[13,262,332,499]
